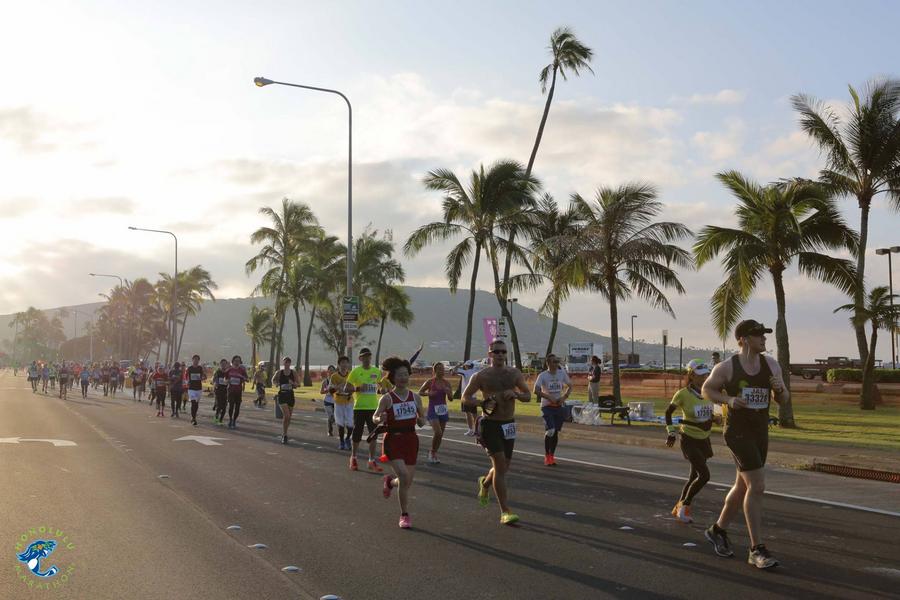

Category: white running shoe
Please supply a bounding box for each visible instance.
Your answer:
[464,429,475,437]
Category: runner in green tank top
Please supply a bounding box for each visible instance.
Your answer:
[701,320,788,570]
[665,359,716,523]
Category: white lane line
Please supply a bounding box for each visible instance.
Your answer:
[431,434,900,518]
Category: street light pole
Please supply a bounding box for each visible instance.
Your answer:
[630,315,637,364]
[128,227,178,364]
[507,298,518,364]
[254,76,353,357]
[876,247,900,369]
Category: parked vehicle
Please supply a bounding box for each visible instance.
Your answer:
[789,356,862,381]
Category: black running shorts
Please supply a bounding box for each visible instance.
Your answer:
[724,428,767,472]
[480,419,515,460]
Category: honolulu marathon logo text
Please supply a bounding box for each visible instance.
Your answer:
[13,526,76,591]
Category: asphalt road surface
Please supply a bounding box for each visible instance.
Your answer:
[2,373,898,600]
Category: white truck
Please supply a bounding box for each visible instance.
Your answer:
[565,342,600,374]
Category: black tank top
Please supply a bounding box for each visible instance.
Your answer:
[276,369,295,397]
[723,355,772,433]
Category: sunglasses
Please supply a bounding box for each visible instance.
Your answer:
[491,349,507,355]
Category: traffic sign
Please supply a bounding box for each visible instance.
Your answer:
[497,317,509,340]
[342,296,359,325]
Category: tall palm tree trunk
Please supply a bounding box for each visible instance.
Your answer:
[176,315,188,360]
[303,304,317,386]
[545,305,560,358]
[463,241,483,361]
[608,278,622,404]
[854,200,871,362]
[526,65,557,175]
[771,268,796,428]
[275,307,286,367]
[860,327,878,410]
[266,293,281,379]
[489,246,523,369]
[375,315,387,366]
[293,302,302,368]
[251,341,257,369]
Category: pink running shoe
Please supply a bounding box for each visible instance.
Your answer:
[398,514,411,529]
[383,475,393,499]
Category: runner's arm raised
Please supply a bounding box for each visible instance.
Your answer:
[461,372,481,408]
[765,356,789,404]
[702,360,745,408]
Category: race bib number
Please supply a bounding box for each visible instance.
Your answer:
[393,401,417,420]
[190,373,201,381]
[742,387,770,409]
[546,381,562,394]
[501,422,517,440]
[229,377,242,385]
[434,404,448,416]
[280,383,293,391]
[360,384,377,394]
[693,404,713,421]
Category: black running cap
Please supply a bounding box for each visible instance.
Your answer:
[735,320,772,339]
[358,347,372,357]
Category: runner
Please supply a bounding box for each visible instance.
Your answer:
[79,364,90,398]
[253,365,267,408]
[186,355,206,426]
[212,359,229,425]
[40,363,49,394]
[27,361,38,392]
[109,362,120,397]
[330,356,354,450]
[225,355,248,429]
[533,353,572,466]
[463,339,531,525]
[588,355,602,404]
[272,357,299,444]
[58,363,70,400]
[152,364,168,417]
[346,348,384,472]
[666,359,715,523]
[321,365,336,437]
[272,356,300,444]
[168,362,183,418]
[100,363,109,396]
[375,356,426,529]
[48,363,57,390]
[132,362,145,402]
[418,362,452,464]
[702,320,787,569]
[453,361,481,436]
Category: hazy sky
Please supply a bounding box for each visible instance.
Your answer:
[2,0,899,360]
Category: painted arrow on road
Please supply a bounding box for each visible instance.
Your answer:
[0,437,77,447]
[174,435,228,446]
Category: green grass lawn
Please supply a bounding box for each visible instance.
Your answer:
[269,385,900,452]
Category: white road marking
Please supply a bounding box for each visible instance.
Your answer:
[248,543,268,549]
[174,435,228,446]
[0,437,77,446]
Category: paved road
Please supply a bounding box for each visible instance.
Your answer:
[2,373,898,599]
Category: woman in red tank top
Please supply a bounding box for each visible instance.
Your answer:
[373,356,425,529]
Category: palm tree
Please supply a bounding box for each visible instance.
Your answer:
[835,286,898,409]
[173,266,217,359]
[245,305,274,368]
[371,285,414,365]
[246,198,318,378]
[508,194,587,357]
[405,161,538,364]
[791,79,900,362]
[570,183,692,404]
[297,233,345,385]
[694,172,858,427]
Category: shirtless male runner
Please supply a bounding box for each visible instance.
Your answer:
[463,339,531,525]
[702,319,788,569]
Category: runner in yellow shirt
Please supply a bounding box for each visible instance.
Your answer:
[346,348,384,472]
[329,356,354,451]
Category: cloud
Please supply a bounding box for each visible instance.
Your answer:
[0,198,40,219]
[691,119,745,161]
[0,106,84,153]
[673,89,747,106]
[73,196,136,214]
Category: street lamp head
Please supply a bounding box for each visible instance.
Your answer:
[891,246,900,253]
[127,226,137,230]
[876,248,889,255]
[254,77,274,87]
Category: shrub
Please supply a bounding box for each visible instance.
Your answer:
[827,368,900,383]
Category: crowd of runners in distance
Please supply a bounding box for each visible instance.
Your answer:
[18,317,786,569]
